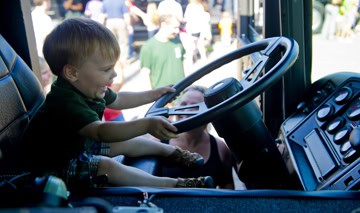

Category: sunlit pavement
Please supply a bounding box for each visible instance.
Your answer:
[312,33,360,82]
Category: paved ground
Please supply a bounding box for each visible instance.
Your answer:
[312,33,360,82]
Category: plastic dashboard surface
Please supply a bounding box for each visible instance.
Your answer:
[281,72,360,191]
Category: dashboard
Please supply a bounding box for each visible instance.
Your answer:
[281,72,360,191]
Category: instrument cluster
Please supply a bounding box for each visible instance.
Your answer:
[281,74,360,190]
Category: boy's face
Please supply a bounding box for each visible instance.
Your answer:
[71,49,118,100]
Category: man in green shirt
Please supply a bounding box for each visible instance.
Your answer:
[140,14,186,89]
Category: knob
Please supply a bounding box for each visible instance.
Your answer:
[317,104,334,122]
[333,127,350,145]
[327,118,344,134]
[334,87,352,105]
[350,127,360,150]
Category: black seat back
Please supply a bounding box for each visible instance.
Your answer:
[0,34,45,172]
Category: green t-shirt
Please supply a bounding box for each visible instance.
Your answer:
[22,77,117,174]
[140,36,185,89]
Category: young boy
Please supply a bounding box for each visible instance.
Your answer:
[21,18,214,189]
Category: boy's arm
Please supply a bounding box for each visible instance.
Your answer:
[107,86,176,110]
[79,116,177,142]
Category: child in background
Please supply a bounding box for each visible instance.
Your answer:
[218,11,233,46]
[38,56,54,95]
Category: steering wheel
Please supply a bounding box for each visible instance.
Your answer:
[145,37,299,133]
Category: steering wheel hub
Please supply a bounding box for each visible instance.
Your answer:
[204,77,243,108]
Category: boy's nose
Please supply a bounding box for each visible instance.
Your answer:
[111,69,117,79]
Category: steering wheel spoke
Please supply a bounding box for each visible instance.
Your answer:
[168,102,208,117]
[242,55,269,87]
[146,107,170,117]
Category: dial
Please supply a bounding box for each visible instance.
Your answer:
[347,97,360,121]
[334,87,352,105]
[317,104,334,122]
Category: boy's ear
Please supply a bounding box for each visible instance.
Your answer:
[62,65,79,82]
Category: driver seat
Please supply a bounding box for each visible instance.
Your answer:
[0,34,45,173]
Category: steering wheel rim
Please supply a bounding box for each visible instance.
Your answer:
[146,37,299,133]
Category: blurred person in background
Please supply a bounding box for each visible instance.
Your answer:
[84,0,105,24]
[182,0,211,69]
[336,0,359,40]
[140,14,185,90]
[321,0,342,40]
[31,0,54,57]
[144,2,160,38]
[39,57,54,95]
[125,0,146,61]
[102,0,131,64]
[63,0,84,18]
[157,0,184,22]
[218,11,233,46]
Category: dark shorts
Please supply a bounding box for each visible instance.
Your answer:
[62,140,110,188]
[191,32,201,38]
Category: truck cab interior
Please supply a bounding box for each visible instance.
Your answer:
[0,0,359,212]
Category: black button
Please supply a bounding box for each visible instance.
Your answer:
[317,104,334,122]
[340,141,352,154]
[334,128,350,145]
[327,118,344,134]
[334,87,352,105]
[343,149,359,164]
[348,108,360,121]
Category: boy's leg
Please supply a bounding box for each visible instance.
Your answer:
[98,156,177,187]
[97,156,214,188]
[108,135,175,157]
[108,136,204,168]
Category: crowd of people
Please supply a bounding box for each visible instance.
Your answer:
[31,0,234,92]
[321,0,360,41]
[28,0,237,190]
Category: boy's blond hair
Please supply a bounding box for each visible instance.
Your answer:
[43,18,120,76]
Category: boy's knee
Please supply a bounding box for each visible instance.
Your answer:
[98,156,120,174]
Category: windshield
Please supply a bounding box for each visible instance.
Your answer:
[311,0,360,82]
[252,0,360,82]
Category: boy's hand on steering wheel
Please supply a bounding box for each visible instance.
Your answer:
[146,116,178,140]
[152,85,176,101]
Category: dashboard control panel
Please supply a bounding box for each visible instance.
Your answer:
[281,74,360,190]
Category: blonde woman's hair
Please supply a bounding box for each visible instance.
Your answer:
[183,85,207,95]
